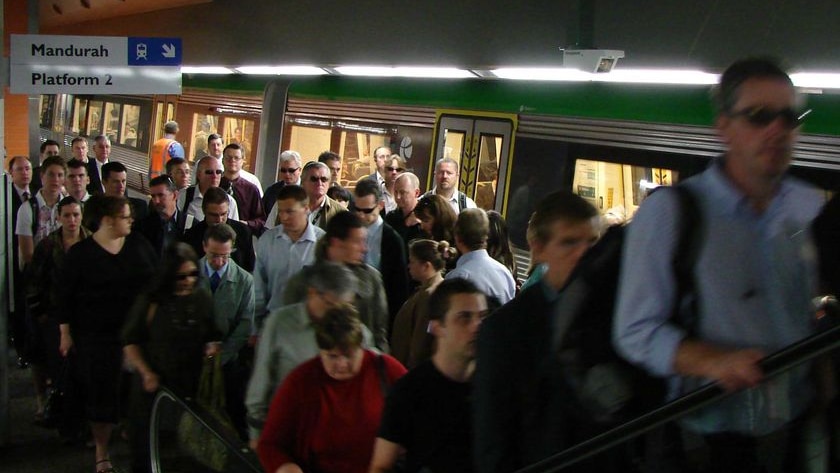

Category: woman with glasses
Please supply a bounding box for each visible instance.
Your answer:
[257,305,406,473]
[57,195,157,473]
[122,242,222,473]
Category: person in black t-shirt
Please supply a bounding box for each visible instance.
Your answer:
[370,278,488,473]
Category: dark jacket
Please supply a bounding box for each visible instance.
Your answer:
[86,160,103,195]
[380,222,409,327]
[182,219,255,273]
[136,210,188,257]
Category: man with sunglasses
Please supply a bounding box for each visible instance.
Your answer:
[353,178,409,331]
[262,150,302,216]
[614,58,825,473]
[302,161,343,230]
[382,154,405,214]
[176,155,239,229]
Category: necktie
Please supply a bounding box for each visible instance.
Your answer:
[210,272,221,293]
[22,191,29,202]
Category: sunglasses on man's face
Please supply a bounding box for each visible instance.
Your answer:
[728,107,811,129]
[354,206,377,214]
[280,167,299,174]
[309,176,329,183]
[386,166,405,173]
[204,169,223,175]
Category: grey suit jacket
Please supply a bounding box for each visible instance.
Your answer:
[198,257,255,365]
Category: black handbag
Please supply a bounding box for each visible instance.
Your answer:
[41,358,69,428]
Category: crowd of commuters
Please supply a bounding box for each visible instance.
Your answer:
[5,56,840,473]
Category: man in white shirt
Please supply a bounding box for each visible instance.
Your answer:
[16,156,66,267]
[369,146,390,186]
[65,159,91,203]
[70,137,91,163]
[425,157,477,215]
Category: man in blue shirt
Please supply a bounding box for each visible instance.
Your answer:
[614,58,825,473]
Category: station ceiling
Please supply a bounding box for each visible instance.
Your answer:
[36,0,840,74]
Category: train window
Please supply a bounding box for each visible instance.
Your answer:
[191,113,219,161]
[103,102,122,145]
[572,159,678,222]
[288,125,332,168]
[39,95,55,129]
[442,129,466,161]
[475,134,503,210]
[223,118,255,169]
[88,101,103,137]
[120,105,141,147]
[53,95,70,133]
[72,98,88,134]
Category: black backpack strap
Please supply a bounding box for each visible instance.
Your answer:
[670,185,704,333]
[458,191,467,211]
[29,197,39,238]
[182,186,196,215]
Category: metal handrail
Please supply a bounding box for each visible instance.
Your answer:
[149,386,261,473]
[515,322,840,473]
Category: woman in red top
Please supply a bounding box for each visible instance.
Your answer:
[257,305,407,473]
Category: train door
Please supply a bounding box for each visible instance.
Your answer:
[152,97,177,142]
[432,112,517,212]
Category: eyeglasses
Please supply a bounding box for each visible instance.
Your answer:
[728,107,811,129]
[204,169,224,175]
[386,166,405,173]
[175,270,200,280]
[206,251,232,260]
[280,167,299,174]
[354,206,378,214]
[309,176,329,183]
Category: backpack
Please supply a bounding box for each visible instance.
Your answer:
[553,185,703,426]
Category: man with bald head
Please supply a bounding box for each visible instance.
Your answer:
[385,172,424,249]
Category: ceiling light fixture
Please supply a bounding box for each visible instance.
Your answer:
[234,66,327,75]
[334,66,475,78]
[180,66,235,74]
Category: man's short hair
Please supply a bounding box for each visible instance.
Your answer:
[202,186,229,210]
[435,157,459,172]
[307,261,358,298]
[67,158,87,172]
[318,151,341,164]
[203,222,237,245]
[279,150,302,167]
[207,133,222,145]
[164,121,179,134]
[325,210,363,243]
[57,196,81,215]
[314,305,364,352]
[41,155,67,175]
[712,57,794,114]
[455,208,489,250]
[276,184,308,205]
[302,160,329,179]
[388,154,406,169]
[354,177,382,202]
[395,172,420,189]
[101,161,127,181]
[40,139,61,153]
[149,174,177,192]
[528,190,598,246]
[8,155,29,172]
[70,136,87,147]
[165,157,187,175]
[94,135,110,145]
[223,143,242,154]
[327,186,351,203]
[428,278,485,323]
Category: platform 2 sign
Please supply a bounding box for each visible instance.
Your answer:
[10,34,182,94]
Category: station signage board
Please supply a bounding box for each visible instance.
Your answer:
[10,34,182,94]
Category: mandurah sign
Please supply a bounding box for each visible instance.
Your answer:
[10,34,182,94]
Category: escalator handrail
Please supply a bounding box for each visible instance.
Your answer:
[149,386,262,473]
[514,321,840,473]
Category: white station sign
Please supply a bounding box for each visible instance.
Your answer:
[10,34,182,94]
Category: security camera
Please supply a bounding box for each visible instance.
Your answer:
[560,49,625,73]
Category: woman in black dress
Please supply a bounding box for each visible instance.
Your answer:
[123,242,221,473]
[58,196,157,473]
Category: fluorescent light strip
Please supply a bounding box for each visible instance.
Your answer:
[594,69,719,85]
[181,66,235,74]
[334,66,474,78]
[791,73,840,89]
[491,68,594,81]
[235,66,327,75]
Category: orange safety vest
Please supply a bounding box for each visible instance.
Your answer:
[149,138,177,178]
